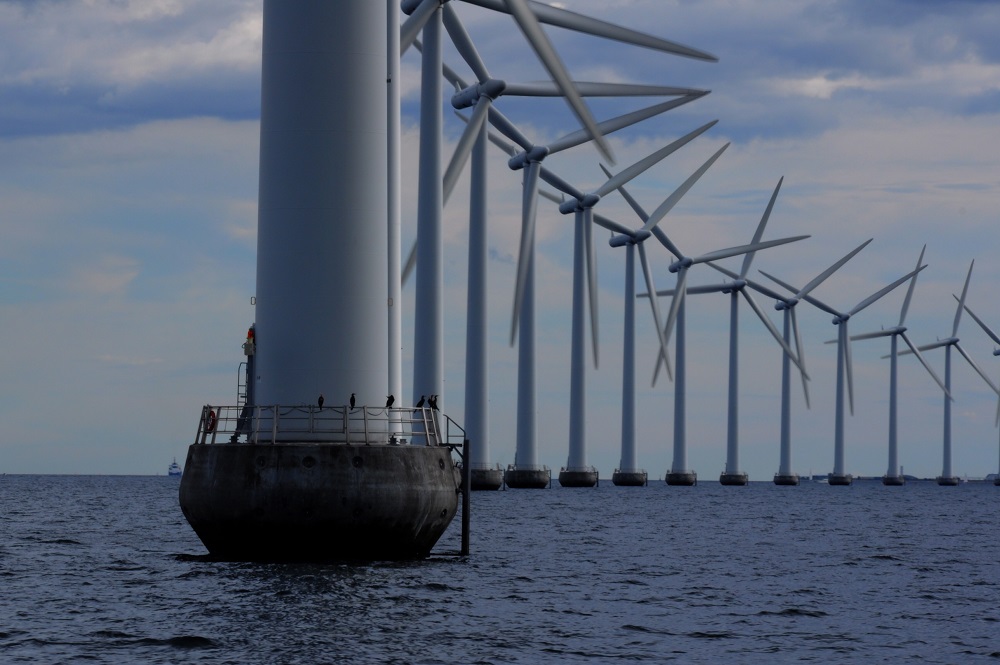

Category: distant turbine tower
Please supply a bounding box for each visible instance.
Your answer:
[900,261,1000,485]
[849,245,949,485]
[644,178,808,486]
[765,246,925,486]
[608,146,808,486]
[959,301,1000,486]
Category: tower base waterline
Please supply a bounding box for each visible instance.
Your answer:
[773,473,800,486]
[665,470,698,486]
[936,475,960,486]
[828,473,853,486]
[882,474,906,486]
[719,472,748,486]
[505,465,551,489]
[612,469,648,486]
[558,467,599,488]
[470,466,504,491]
[180,404,467,561]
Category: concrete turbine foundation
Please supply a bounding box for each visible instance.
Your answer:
[612,470,648,486]
[773,473,800,486]
[558,467,599,488]
[719,472,748,486]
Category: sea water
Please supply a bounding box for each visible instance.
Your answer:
[1,475,999,663]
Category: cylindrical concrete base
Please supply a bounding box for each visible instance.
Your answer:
[828,473,853,486]
[665,471,697,486]
[773,473,800,486]
[936,475,960,486]
[179,442,458,561]
[558,469,598,488]
[470,467,504,491]
[994,477,1000,486]
[612,470,648,486]
[882,475,905,486]
[505,467,550,489]
[719,472,748,486]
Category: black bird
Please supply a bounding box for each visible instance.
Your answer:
[386,394,395,408]
[318,393,324,410]
[415,395,425,408]
[350,393,356,410]
[428,395,439,411]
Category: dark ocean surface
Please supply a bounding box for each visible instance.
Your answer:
[2,474,999,664]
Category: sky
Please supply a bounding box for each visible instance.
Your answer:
[2,0,1000,479]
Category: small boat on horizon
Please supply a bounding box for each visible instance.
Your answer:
[168,458,182,477]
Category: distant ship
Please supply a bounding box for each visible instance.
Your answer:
[168,458,182,477]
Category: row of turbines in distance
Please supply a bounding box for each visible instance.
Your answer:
[354,1,1000,490]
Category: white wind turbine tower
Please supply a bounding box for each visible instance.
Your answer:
[400,0,717,420]
[711,241,881,486]
[849,245,949,485]
[764,250,925,486]
[643,178,809,486]
[486,102,713,489]
[419,23,706,491]
[901,261,1000,485]
[610,161,809,486]
[959,301,1000,486]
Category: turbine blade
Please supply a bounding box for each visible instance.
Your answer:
[952,259,975,337]
[662,267,688,359]
[642,143,730,231]
[849,265,926,317]
[898,244,926,326]
[594,120,719,199]
[650,227,683,262]
[401,0,439,55]
[441,4,491,82]
[486,105,534,151]
[510,161,541,345]
[693,235,808,266]
[705,262,790,302]
[600,163,650,223]
[503,81,708,97]
[759,270,841,319]
[961,299,1000,346]
[739,177,783,279]
[547,94,706,155]
[443,96,490,203]
[742,289,808,379]
[899,331,950,399]
[503,0,614,162]
[402,239,418,287]
[850,329,895,341]
[792,308,810,409]
[585,208,599,367]
[461,0,717,60]
[799,239,873,301]
[638,242,671,376]
[538,165,586,201]
[955,341,1000,395]
[592,212,635,237]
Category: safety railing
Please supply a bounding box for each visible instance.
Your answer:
[194,403,465,449]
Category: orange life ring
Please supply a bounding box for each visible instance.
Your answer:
[205,409,217,433]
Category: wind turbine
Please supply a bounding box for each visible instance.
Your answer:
[607,159,809,486]
[642,178,809,485]
[848,245,949,485]
[900,261,1000,485]
[401,0,715,422]
[764,249,926,486]
[960,301,1000,486]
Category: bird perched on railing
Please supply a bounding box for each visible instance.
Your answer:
[428,395,439,411]
[350,393,356,410]
[386,394,395,408]
[415,395,425,408]
[318,394,324,410]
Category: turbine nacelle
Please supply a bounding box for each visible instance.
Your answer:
[669,257,693,273]
[833,313,850,325]
[721,279,746,295]
[451,79,508,108]
[508,145,550,170]
[558,193,601,214]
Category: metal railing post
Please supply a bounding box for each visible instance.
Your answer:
[462,438,470,556]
